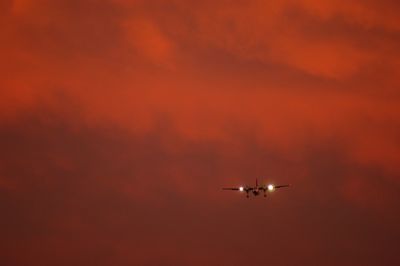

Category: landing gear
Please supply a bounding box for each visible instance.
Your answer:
[264,193,267,197]
[246,192,249,198]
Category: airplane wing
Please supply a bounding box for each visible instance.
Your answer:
[222,187,254,191]
[274,185,290,188]
[260,184,290,190]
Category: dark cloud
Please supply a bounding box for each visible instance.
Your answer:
[0,103,399,265]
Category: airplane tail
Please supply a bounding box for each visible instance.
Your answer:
[256,178,258,187]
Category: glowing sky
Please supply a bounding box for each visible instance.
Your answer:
[1,1,400,265]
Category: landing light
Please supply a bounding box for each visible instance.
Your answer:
[239,186,244,192]
[268,184,274,191]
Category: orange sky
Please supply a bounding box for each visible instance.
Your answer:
[1,1,400,265]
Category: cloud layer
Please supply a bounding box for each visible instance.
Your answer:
[1,1,400,265]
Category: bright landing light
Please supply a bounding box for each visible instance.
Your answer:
[268,184,274,191]
[239,186,244,192]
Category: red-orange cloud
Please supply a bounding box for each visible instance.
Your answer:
[1,1,400,265]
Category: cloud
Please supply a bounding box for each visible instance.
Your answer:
[1,105,399,265]
[1,0,399,175]
[122,16,176,68]
[1,1,400,264]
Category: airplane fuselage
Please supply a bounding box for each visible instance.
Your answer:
[244,187,267,197]
[252,189,260,196]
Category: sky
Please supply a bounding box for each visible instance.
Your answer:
[1,0,400,265]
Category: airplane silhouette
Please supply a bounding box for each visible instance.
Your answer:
[223,179,290,198]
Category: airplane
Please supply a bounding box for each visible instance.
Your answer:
[222,179,290,198]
